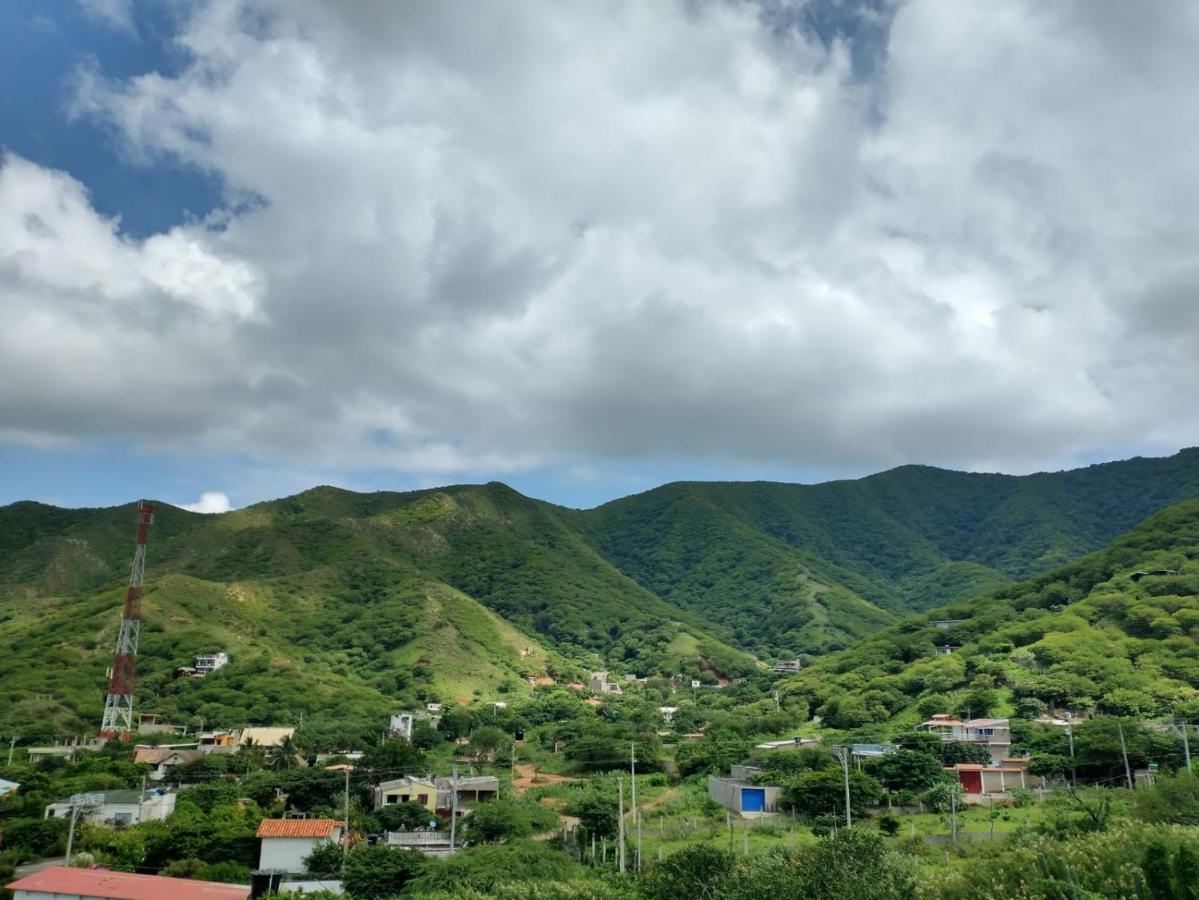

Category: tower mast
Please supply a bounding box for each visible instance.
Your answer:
[100,501,154,738]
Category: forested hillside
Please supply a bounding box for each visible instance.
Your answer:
[2,450,1198,737]
[781,497,1199,730]
[574,448,1199,639]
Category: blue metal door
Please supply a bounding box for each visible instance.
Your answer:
[741,787,765,812]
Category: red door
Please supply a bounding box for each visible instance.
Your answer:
[959,770,982,793]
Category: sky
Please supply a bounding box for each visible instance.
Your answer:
[1,0,1198,513]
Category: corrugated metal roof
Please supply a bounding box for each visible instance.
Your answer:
[6,866,248,899]
[256,818,342,838]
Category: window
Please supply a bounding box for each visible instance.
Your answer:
[417,794,428,804]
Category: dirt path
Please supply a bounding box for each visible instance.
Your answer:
[512,762,578,794]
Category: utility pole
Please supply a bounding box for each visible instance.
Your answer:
[342,767,351,844]
[773,690,780,712]
[1117,720,1134,790]
[832,746,851,828]
[629,741,637,871]
[617,775,626,874]
[449,763,459,852]
[1171,720,1193,775]
[950,785,958,844]
[1066,712,1076,788]
[6,734,16,767]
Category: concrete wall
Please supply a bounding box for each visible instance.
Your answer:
[259,837,322,874]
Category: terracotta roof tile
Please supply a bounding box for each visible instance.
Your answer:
[256,817,342,838]
[6,866,247,900]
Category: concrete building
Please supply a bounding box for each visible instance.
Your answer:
[947,760,1044,798]
[434,775,499,811]
[44,790,176,828]
[754,737,821,752]
[241,726,295,748]
[7,866,248,900]
[772,659,803,674]
[917,715,1012,765]
[132,746,203,780]
[708,773,783,816]
[195,651,230,675]
[375,776,440,815]
[588,671,623,695]
[257,819,343,874]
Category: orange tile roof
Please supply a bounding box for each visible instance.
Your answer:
[256,818,342,838]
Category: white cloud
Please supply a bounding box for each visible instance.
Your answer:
[78,0,137,35]
[180,491,233,513]
[3,0,1199,483]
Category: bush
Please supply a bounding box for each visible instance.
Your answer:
[404,843,583,895]
[781,769,883,819]
[1133,774,1199,825]
[341,844,425,899]
[877,813,901,836]
[304,840,344,877]
[638,844,734,900]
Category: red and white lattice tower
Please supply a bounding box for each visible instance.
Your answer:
[100,501,154,738]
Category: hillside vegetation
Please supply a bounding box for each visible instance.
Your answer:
[2,449,1199,736]
[783,497,1199,730]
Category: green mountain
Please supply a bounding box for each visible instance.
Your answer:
[571,449,1199,655]
[2,448,1199,738]
[781,497,1199,731]
[0,484,754,738]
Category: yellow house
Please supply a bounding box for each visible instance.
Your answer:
[375,776,439,815]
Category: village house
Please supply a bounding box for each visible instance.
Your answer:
[198,730,240,751]
[240,726,296,748]
[708,767,783,816]
[434,775,500,812]
[256,818,343,874]
[946,759,1045,798]
[772,658,803,674]
[44,789,176,827]
[754,736,821,752]
[917,715,1012,765]
[0,778,19,798]
[136,713,182,735]
[132,746,203,780]
[7,866,248,900]
[195,651,230,675]
[375,776,440,815]
[588,671,623,695]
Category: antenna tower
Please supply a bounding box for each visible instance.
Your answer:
[100,501,154,738]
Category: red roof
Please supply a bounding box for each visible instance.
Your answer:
[256,817,342,838]
[6,866,247,900]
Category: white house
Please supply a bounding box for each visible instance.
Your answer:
[133,746,203,780]
[195,651,230,675]
[6,866,248,900]
[44,790,176,827]
[257,819,343,874]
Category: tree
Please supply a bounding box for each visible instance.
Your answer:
[1027,753,1072,782]
[638,844,733,900]
[781,769,883,818]
[567,791,618,840]
[341,844,424,899]
[867,750,946,792]
[361,740,426,776]
[921,779,964,814]
[460,799,555,844]
[372,802,434,833]
[1133,774,1199,825]
[467,726,508,761]
[266,735,302,772]
[303,840,344,877]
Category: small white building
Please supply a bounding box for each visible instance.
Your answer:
[7,866,248,900]
[658,706,678,723]
[588,672,623,695]
[772,659,803,674]
[44,790,176,827]
[0,778,18,798]
[257,819,343,874]
[195,651,230,675]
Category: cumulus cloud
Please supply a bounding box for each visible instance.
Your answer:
[4,0,1199,483]
[180,491,233,513]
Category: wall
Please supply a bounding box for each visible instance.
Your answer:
[259,837,320,874]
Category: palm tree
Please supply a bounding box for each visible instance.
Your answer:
[266,735,301,771]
